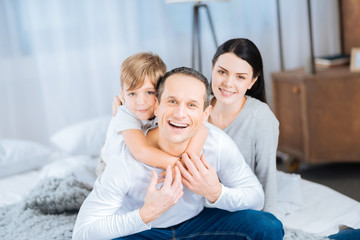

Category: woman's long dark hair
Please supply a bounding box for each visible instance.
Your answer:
[212,38,267,103]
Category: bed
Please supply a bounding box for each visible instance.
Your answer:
[1,116,359,240]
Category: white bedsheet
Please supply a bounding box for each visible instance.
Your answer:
[277,171,360,236]
[0,162,359,237]
[0,169,42,207]
[0,155,98,208]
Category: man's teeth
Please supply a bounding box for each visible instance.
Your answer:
[169,121,187,128]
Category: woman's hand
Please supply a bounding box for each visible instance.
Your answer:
[112,95,123,116]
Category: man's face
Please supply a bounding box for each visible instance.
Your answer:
[155,74,211,145]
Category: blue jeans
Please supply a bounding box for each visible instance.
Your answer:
[115,208,284,240]
[328,228,360,240]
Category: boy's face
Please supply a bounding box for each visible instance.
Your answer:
[122,76,157,120]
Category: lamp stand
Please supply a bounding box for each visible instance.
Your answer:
[192,3,218,72]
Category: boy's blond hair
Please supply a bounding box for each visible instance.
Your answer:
[120,52,166,91]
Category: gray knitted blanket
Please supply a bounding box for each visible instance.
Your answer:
[0,174,329,240]
[284,227,330,240]
[0,174,92,240]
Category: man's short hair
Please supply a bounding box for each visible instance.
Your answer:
[156,67,211,109]
[121,52,166,91]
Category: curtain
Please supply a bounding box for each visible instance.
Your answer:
[0,0,340,144]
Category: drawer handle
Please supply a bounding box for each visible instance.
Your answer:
[292,86,300,94]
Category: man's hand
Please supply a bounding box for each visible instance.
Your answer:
[177,153,222,203]
[112,95,123,116]
[139,166,183,224]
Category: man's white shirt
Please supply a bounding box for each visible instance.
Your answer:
[73,123,264,240]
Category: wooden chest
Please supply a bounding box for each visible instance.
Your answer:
[272,67,360,164]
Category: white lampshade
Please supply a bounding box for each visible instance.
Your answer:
[165,0,229,4]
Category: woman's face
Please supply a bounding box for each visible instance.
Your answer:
[211,52,257,106]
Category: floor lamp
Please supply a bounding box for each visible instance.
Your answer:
[192,2,218,72]
[166,0,227,72]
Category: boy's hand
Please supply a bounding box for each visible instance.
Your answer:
[177,153,222,203]
[139,166,183,223]
[112,95,123,116]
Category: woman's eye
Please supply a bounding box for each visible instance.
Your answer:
[218,70,225,74]
[147,91,155,95]
[128,92,135,96]
[237,76,245,80]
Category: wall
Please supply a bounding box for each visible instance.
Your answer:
[0,0,341,144]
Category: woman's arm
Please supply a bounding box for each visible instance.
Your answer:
[123,129,179,169]
[254,107,279,214]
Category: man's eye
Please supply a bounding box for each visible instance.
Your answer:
[189,103,196,108]
[169,100,176,104]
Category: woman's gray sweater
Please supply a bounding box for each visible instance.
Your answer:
[222,96,279,214]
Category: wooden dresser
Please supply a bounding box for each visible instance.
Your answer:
[272,67,360,165]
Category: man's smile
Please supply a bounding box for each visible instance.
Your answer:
[168,120,188,129]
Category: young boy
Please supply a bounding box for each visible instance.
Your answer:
[97,52,207,175]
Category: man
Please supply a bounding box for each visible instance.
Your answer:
[73,67,284,240]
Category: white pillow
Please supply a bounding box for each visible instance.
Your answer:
[50,116,111,157]
[0,139,53,178]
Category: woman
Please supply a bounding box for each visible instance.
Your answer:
[208,38,279,215]
[112,38,279,215]
[208,38,360,239]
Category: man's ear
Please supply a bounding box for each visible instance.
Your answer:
[248,76,258,90]
[154,98,159,116]
[202,105,212,124]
